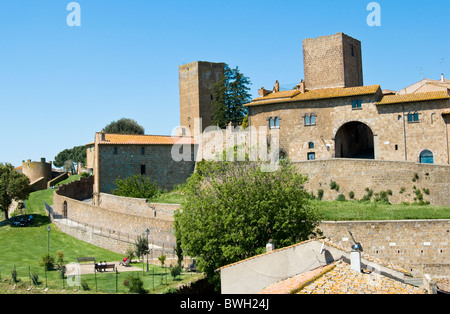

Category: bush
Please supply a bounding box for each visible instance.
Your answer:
[123,274,147,294]
[348,191,355,200]
[81,279,90,291]
[330,181,339,191]
[317,189,324,200]
[171,265,182,279]
[113,175,159,199]
[336,194,346,202]
[40,254,55,271]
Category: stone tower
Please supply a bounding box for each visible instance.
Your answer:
[303,33,363,90]
[179,61,225,136]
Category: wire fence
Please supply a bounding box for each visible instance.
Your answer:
[0,262,199,294]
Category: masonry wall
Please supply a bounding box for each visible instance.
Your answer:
[96,144,195,194]
[248,96,450,165]
[294,159,450,206]
[319,220,450,277]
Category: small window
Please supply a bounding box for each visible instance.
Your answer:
[304,114,316,126]
[269,117,280,129]
[395,144,399,151]
[352,100,362,109]
[407,112,419,123]
[113,147,118,155]
[141,165,146,175]
[351,44,355,57]
[307,152,316,160]
[141,147,145,155]
[308,142,315,149]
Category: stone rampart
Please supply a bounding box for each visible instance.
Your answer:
[294,159,450,206]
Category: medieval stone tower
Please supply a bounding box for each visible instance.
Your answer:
[303,33,363,90]
[179,61,225,136]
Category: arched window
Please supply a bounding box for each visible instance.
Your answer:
[304,114,316,126]
[419,150,434,164]
[308,142,315,149]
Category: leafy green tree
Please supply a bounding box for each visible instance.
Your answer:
[212,65,251,128]
[53,145,87,173]
[104,118,145,135]
[0,163,31,221]
[112,174,159,199]
[134,234,149,261]
[174,160,321,289]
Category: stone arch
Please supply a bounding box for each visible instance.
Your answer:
[335,121,375,159]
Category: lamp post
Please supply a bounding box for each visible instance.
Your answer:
[145,228,150,272]
[47,225,51,254]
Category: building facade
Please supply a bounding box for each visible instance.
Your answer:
[247,33,450,165]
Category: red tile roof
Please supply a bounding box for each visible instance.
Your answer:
[97,133,194,145]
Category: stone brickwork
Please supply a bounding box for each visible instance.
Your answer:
[179,61,225,135]
[96,143,195,195]
[294,159,450,206]
[303,33,363,90]
[319,220,450,277]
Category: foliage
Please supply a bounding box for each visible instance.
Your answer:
[53,145,87,173]
[0,163,31,221]
[104,118,145,135]
[170,265,182,279]
[123,273,147,294]
[56,251,66,279]
[134,235,149,260]
[211,64,251,128]
[40,253,55,271]
[158,255,166,267]
[175,159,321,289]
[336,194,346,202]
[112,175,159,199]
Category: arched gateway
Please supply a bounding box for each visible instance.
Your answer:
[335,121,375,159]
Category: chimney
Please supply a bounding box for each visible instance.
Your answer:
[258,87,272,97]
[101,130,106,141]
[350,250,362,272]
[299,80,306,93]
[273,80,280,93]
[266,239,275,253]
[441,73,445,83]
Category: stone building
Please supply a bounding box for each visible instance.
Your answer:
[247,33,450,165]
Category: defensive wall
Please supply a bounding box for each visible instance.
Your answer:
[52,177,178,256]
[294,159,450,206]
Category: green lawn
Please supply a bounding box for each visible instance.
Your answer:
[0,175,202,294]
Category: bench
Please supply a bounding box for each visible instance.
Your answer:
[77,257,96,264]
[95,264,115,272]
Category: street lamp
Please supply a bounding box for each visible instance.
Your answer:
[145,228,150,272]
[47,225,51,254]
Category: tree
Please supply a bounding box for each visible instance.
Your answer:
[212,65,251,128]
[104,118,145,135]
[134,234,149,261]
[0,163,31,221]
[174,160,322,289]
[112,175,159,199]
[53,145,87,174]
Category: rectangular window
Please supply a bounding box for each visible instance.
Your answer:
[141,165,146,175]
[113,147,118,155]
[352,100,362,109]
[307,152,316,160]
[141,147,145,155]
[407,112,419,123]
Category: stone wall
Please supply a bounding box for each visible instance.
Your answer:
[319,220,450,277]
[294,159,450,206]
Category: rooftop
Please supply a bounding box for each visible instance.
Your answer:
[247,85,381,107]
[376,91,450,105]
[259,260,426,294]
[96,133,195,145]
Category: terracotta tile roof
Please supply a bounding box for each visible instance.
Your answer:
[98,133,194,145]
[247,85,381,107]
[376,91,450,105]
[295,261,427,294]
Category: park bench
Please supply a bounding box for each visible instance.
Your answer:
[77,257,96,264]
[95,263,115,272]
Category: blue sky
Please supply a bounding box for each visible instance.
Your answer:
[0,0,449,167]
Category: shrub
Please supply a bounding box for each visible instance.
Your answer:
[113,174,159,199]
[123,274,147,294]
[330,181,339,191]
[81,279,90,291]
[317,189,324,200]
[40,254,55,271]
[11,269,19,283]
[348,191,355,200]
[336,194,346,202]
[158,255,167,267]
[171,265,182,279]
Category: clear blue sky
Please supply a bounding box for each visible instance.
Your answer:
[0,0,449,167]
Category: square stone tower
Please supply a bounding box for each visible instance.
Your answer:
[179,61,225,136]
[303,33,363,90]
